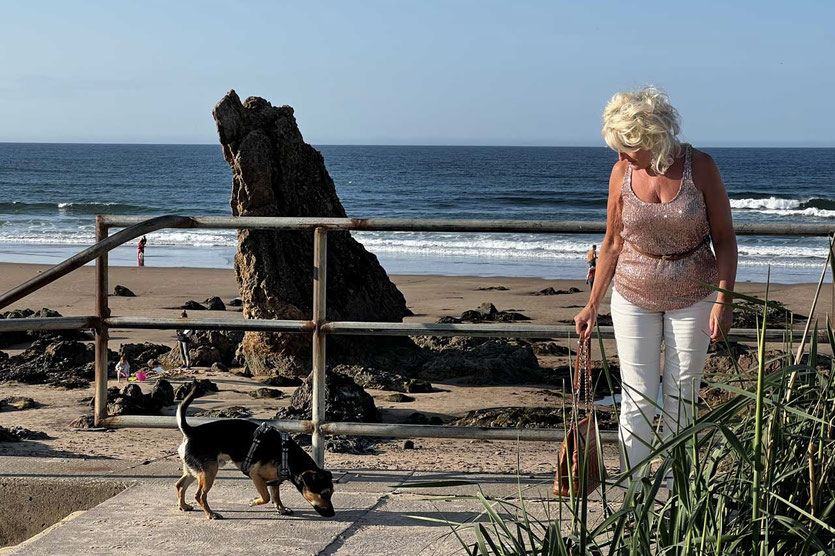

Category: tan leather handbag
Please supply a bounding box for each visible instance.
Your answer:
[554,338,606,496]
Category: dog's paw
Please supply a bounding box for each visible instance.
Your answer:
[207,512,224,520]
[250,497,268,507]
[276,506,294,516]
[179,503,194,512]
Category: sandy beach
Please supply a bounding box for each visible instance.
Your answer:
[0,262,831,474]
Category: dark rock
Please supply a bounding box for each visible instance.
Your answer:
[4,426,49,440]
[0,426,20,442]
[249,387,284,399]
[174,379,218,401]
[436,316,462,324]
[476,286,509,291]
[531,342,571,356]
[453,406,617,430]
[181,300,206,310]
[331,364,423,393]
[261,375,303,387]
[211,362,229,373]
[403,412,429,424]
[69,415,95,429]
[194,406,252,419]
[533,287,569,296]
[402,440,415,450]
[204,296,226,311]
[161,330,243,368]
[275,370,378,422]
[113,285,136,297]
[404,379,433,393]
[53,377,91,389]
[495,311,531,322]
[0,339,115,387]
[228,297,243,307]
[384,393,415,403]
[213,90,417,377]
[150,379,175,408]
[429,416,444,425]
[119,342,170,368]
[326,436,376,454]
[419,339,541,384]
[1,396,38,410]
[733,299,805,329]
[0,308,91,348]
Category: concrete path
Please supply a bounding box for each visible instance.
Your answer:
[1,457,577,555]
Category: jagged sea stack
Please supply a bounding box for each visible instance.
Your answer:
[213,91,417,377]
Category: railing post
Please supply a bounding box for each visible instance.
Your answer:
[311,227,328,467]
[93,217,110,426]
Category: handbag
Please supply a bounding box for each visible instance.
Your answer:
[554,338,607,496]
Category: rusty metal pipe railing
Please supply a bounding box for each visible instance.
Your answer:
[101,414,314,433]
[105,317,315,333]
[99,215,835,236]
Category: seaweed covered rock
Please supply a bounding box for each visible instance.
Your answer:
[213,90,417,377]
[160,330,243,368]
[0,308,92,347]
[418,338,541,384]
[453,406,617,430]
[275,370,379,422]
[331,364,431,393]
[120,342,171,368]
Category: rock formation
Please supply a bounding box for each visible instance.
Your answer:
[213,90,415,377]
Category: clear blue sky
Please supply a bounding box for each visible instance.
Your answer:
[1,1,833,146]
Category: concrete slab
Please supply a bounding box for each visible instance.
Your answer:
[1,457,616,555]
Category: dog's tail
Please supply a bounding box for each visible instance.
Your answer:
[176,385,198,436]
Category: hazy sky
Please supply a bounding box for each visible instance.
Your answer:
[1,1,833,146]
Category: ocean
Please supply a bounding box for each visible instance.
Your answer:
[0,143,833,283]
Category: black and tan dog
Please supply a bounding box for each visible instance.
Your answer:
[175,386,335,519]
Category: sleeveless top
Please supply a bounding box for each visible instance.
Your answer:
[613,144,718,311]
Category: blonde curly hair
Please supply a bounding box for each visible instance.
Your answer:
[602,87,682,175]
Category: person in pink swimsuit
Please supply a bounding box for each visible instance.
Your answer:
[574,87,738,486]
[137,235,147,266]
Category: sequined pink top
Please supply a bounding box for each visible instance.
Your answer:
[614,145,718,311]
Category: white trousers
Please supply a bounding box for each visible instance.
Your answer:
[610,288,716,479]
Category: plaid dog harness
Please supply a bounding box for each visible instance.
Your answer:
[241,423,291,481]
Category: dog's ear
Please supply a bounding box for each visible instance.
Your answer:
[301,471,316,488]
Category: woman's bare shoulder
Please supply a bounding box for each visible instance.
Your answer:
[690,148,724,192]
[609,159,629,186]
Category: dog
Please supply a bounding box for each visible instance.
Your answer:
[175,386,335,519]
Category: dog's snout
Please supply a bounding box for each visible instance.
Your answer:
[315,505,335,517]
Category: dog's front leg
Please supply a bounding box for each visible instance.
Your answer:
[249,472,271,506]
[269,484,293,515]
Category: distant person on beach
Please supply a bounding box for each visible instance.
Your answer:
[137,235,147,266]
[176,310,192,368]
[116,354,130,382]
[573,87,738,488]
[587,244,597,268]
[586,263,595,291]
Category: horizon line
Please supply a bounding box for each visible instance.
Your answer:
[1,140,834,149]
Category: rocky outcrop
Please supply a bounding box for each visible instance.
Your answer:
[213,90,416,377]
[0,396,38,410]
[331,364,431,393]
[160,329,243,368]
[0,308,92,348]
[533,287,582,296]
[100,380,175,416]
[453,406,617,430]
[174,379,218,401]
[275,370,379,422]
[415,336,541,384]
[119,342,170,368]
[113,285,135,297]
[0,339,116,387]
[204,297,226,311]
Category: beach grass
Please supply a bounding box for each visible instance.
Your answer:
[408,261,835,554]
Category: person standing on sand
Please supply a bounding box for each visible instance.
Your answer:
[587,244,597,268]
[586,263,596,292]
[137,235,147,267]
[176,310,192,368]
[573,87,738,487]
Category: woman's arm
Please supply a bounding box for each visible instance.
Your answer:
[693,151,738,341]
[574,161,627,339]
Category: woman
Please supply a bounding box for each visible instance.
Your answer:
[176,310,193,369]
[574,87,737,482]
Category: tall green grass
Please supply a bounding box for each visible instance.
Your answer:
[409,265,835,554]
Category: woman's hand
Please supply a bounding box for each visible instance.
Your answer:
[709,302,733,342]
[574,304,598,340]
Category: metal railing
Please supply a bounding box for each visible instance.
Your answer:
[0,215,832,467]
